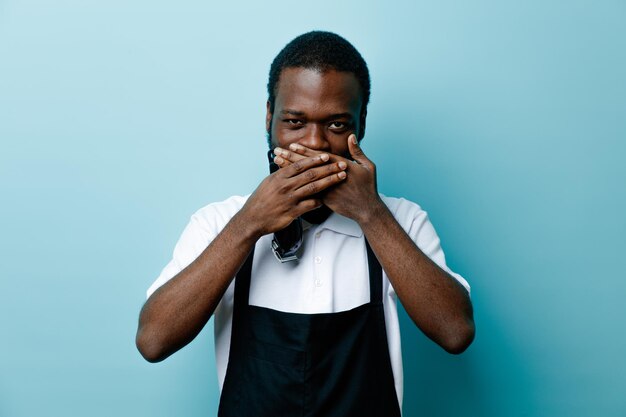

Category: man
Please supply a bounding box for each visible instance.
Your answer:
[136,31,474,416]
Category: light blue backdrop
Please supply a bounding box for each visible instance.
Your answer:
[1,1,624,416]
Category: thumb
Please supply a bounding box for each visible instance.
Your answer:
[347,134,369,165]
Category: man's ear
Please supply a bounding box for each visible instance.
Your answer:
[266,100,272,134]
[358,109,367,141]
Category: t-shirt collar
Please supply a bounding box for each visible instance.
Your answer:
[304,212,363,237]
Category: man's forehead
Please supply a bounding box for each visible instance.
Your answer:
[274,67,363,115]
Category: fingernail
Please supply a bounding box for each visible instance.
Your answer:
[290,143,300,151]
[320,154,329,161]
[351,134,358,144]
[274,156,284,164]
[274,147,284,156]
[338,171,347,179]
[338,161,347,169]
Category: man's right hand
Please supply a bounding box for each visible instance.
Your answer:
[239,153,348,238]
[136,152,347,363]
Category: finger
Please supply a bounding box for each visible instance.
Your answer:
[347,133,371,166]
[293,170,347,199]
[273,149,333,169]
[274,147,307,165]
[292,198,323,218]
[288,143,322,158]
[282,153,331,178]
[289,142,354,166]
[291,160,348,188]
[273,155,291,168]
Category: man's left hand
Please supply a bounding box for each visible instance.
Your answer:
[273,134,385,224]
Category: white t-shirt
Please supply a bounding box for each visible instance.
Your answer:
[147,194,470,410]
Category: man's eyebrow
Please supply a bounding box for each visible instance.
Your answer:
[280,109,306,116]
[323,113,354,121]
[280,109,354,121]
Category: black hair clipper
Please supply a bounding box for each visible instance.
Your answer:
[268,149,303,262]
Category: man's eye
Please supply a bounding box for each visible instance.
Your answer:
[329,122,347,130]
[285,119,303,126]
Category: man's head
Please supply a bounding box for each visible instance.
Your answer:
[266,31,371,156]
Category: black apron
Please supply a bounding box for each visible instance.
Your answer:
[217,239,402,417]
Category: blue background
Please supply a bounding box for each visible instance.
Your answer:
[1,1,625,416]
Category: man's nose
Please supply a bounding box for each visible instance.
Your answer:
[298,124,331,151]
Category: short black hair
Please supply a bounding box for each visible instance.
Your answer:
[267,31,371,116]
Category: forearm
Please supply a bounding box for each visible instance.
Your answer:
[358,202,475,354]
[136,211,260,362]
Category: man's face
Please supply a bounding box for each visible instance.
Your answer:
[266,67,365,158]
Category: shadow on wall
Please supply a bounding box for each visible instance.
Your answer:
[399,297,535,416]
[370,112,536,416]
[398,302,484,417]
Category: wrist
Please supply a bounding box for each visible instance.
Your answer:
[355,196,389,228]
[231,208,265,243]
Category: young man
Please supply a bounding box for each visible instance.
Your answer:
[137,31,474,416]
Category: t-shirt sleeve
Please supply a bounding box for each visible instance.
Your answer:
[146,212,217,299]
[392,197,471,295]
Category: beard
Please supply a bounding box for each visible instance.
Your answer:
[301,203,332,224]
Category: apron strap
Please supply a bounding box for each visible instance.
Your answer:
[230,245,255,349]
[234,245,254,311]
[365,238,383,305]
